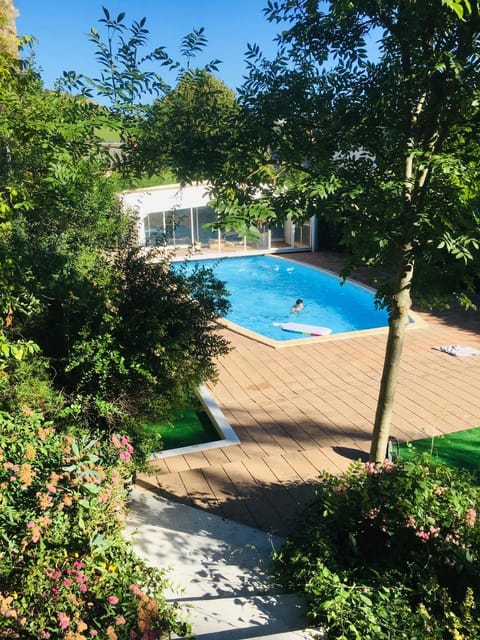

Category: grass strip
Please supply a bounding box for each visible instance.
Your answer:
[399,426,480,473]
[144,408,220,451]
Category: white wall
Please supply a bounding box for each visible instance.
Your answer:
[120,183,211,217]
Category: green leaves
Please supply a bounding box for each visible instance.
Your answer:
[273,457,480,639]
[0,331,39,370]
[134,70,238,183]
[0,410,188,638]
[57,7,224,111]
[437,232,480,263]
[442,0,472,20]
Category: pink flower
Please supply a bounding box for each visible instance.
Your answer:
[57,612,70,629]
[26,520,35,529]
[120,436,130,446]
[466,508,476,527]
[74,561,84,570]
[79,584,88,592]
[415,527,430,542]
[108,596,119,605]
[63,579,72,588]
[445,533,460,546]
[112,434,122,449]
[382,460,397,472]
[119,450,131,462]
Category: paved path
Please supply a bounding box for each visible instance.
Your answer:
[126,487,313,639]
[137,252,480,536]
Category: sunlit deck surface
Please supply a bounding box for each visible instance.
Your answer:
[136,252,480,536]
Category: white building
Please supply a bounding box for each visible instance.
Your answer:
[120,183,315,255]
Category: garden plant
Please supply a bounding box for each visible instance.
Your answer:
[273,457,480,639]
[0,7,231,637]
[0,409,189,639]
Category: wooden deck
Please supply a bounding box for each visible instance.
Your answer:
[136,252,480,536]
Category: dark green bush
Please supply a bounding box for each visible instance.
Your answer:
[273,458,480,640]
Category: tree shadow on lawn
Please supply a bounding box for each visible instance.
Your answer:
[399,427,480,476]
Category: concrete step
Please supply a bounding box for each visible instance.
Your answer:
[172,593,309,640]
[125,488,311,639]
[125,488,284,599]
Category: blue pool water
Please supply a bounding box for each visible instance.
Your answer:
[175,255,390,341]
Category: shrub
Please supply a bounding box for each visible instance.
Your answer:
[0,410,188,639]
[273,457,480,640]
[64,246,230,439]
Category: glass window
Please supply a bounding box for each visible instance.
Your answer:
[171,208,193,246]
[294,221,311,248]
[195,206,218,247]
[144,212,165,246]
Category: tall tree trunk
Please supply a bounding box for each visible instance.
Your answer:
[369,243,414,464]
[0,0,18,57]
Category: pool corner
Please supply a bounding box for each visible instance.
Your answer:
[149,384,240,460]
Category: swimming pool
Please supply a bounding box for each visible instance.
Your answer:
[174,255,390,342]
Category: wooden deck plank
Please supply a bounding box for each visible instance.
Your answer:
[135,252,480,534]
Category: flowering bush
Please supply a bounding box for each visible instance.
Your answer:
[273,457,480,640]
[0,410,188,639]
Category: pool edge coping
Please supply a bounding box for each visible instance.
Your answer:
[218,311,427,348]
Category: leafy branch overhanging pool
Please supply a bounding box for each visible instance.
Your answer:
[173,255,396,344]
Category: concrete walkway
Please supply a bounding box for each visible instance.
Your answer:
[126,487,315,639]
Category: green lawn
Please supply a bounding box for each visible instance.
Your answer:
[95,125,121,142]
[144,408,220,451]
[399,427,480,474]
[115,170,178,191]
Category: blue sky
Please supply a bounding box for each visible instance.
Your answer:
[15,1,281,93]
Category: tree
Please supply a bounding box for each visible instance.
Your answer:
[132,70,239,183]
[210,0,480,464]
[1,13,231,443]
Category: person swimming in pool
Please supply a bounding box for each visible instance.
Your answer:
[291,299,304,314]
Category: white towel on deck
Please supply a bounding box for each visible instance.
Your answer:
[433,345,480,357]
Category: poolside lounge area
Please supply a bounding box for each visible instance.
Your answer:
[136,252,480,536]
